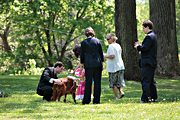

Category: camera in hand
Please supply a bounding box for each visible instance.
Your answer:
[134,39,138,42]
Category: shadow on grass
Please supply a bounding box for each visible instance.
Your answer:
[101,77,180,104]
[0,75,179,110]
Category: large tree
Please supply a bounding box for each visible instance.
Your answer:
[0,0,115,74]
[0,1,13,53]
[115,0,140,80]
[150,0,180,76]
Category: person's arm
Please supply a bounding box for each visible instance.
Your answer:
[49,78,63,84]
[42,68,52,82]
[80,42,85,64]
[105,45,115,59]
[105,54,115,59]
[98,42,104,62]
[136,36,152,51]
[43,68,63,85]
[73,63,81,74]
[79,69,85,81]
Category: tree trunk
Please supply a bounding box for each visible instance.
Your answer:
[36,30,53,66]
[45,29,52,58]
[150,0,180,76]
[115,0,140,81]
[0,25,11,52]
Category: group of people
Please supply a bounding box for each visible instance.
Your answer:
[37,20,158,104]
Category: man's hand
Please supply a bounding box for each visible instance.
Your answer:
[53,79,63,85]
[50,78,63,84]
[134,42,140,49]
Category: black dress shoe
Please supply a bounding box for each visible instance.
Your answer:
[93,101,100,104]
[120,94,124,99]
[82,101,90,105]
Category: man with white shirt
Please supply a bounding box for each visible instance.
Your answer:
[36,61,64,101]
[105,33,125,99]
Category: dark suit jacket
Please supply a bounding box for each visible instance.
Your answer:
[80,37,104,69]
[37,67,58,89]
[137,31,157,68]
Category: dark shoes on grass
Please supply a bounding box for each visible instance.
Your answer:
[120,94,124,99]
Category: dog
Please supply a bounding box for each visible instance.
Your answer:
[51,76,77,103]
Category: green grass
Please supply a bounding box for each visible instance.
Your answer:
[0,75,180,120]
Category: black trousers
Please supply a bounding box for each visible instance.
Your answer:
[37,85,53,101]
[82,67,102,104]
[141,65,157,102]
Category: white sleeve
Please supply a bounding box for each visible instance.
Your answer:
[107,45,115,55]
[49,78,55,83]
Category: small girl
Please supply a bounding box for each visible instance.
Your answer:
[75,64,85,100]
[73,44,94,100]
[73,45,86,100]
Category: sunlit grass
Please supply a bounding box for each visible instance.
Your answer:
[0,75,180,120]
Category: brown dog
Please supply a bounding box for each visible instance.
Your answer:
[51,77,77,103]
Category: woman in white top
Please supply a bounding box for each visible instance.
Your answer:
[105,33,125,99]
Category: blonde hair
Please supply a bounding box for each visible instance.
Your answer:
[106,33,118,42]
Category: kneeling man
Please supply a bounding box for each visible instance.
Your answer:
[37,61,64,101]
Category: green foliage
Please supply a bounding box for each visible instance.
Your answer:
[176,0,180,53]
[136,0,149,42]
[0,75,179,119]
[0,0,115,75]
[22,59,44,75]
[0,0,179,75]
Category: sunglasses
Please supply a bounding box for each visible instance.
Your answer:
[107,38,111,41]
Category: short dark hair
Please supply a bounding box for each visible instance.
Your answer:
[73,44,81,58]
[142,20,153,29]
[54,61,63,68]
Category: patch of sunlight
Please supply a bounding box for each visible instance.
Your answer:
[169,79,180,82]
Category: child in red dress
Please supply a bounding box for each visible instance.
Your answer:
[75,64,85,100]
[73,45,94,100]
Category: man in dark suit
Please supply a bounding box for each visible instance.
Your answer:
[37,61,64,101]
[80,27,104,104]
[134,20,158,103]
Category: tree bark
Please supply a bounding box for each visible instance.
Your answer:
[150,0,180,76]
[36,30,53,66]
[45,29,52,58]
[0,25,12,52]
[115,0,140,81]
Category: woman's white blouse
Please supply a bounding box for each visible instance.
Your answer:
[106,43,125,73]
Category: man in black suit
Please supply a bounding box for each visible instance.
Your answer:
[134,20,158,103]
[80,27,104,104]
[37,61,64,101]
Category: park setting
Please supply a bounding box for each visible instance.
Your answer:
[0,0,180,120]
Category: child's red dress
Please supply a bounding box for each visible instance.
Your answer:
[75,68,85,100]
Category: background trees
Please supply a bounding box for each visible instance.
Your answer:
[0,0,179,79]
[150,0,180,76]
[0,1,12,53]
[115,0,179,79]
[0,0,114,74]
[115,0,140,80]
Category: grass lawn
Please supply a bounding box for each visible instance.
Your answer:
[0,75,180,120]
